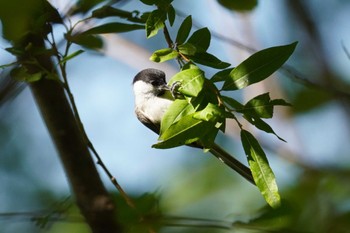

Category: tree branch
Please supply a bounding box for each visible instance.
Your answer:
[26,38,121,233]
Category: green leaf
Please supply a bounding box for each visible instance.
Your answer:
[242,93,291,119]
[59,50,85,65]
[211,68,233,82]
[68,34,103,50]
[5,47,24,56]
[91,6,145,23]
[222,42,298,90]
[11,66,43,83]
[155,114,203,148]
[217,0,257,12]
[193,103,225,123]
[240,130,281,208]
[190,83,220,109]
[160,99,195,135]
[221,95,244,110]
[81,22,144,35]
[176,15,192,44]
[181,63,199,71]
[72,0,105,14]
[244,93,273,118]
[140,0,157,5]
[0,0,57,42]
[154,113,215,149]
[178,43,197,56]
[168,68,205,97]
[187,27,211,52]
[189,52,230,69]
[150,48,178,62]
[146,9,166,38]
[270,98,292,107]
[167,4,176,26]
[244,116,286,142]
[42,1,63,24]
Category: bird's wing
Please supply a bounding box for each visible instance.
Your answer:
[135,108,160,134]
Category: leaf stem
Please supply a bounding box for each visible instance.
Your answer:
[163,24,173,48]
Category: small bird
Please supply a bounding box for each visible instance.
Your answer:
[132,68,255,184]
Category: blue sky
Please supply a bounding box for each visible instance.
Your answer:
[1,0,350,223]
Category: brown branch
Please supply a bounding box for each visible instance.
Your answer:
[163,24,173,48]
[24,37,121,232]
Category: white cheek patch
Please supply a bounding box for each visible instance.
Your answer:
[133,80,173,124]
[133,81,154,97]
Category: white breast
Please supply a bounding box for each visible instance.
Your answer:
[133,80,173,124]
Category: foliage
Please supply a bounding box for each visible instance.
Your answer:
[141,0,296,208]
[2,0,330,232]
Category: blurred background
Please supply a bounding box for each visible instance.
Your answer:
[1,0,350,232]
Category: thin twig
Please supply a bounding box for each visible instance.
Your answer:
[163,24,174,48]
[50,29,136,209]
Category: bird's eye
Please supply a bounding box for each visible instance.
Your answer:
[151,80,159,86]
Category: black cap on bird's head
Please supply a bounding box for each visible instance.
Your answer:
[133,68,167,86]
[133,68,170,96]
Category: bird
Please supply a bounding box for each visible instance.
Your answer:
[132,68,255,185]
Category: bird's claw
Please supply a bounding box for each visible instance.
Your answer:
[169,81,183,99]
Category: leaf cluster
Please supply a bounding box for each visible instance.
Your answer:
[139,0,297,208]
[150,14,230,68]
[0,0,297,209]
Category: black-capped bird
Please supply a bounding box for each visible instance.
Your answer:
[132,68,255,184]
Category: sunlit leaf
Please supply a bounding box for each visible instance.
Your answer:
[193,103,225,122]
[190,82,220,110]
[189,52,230,69]
[241,130,281,208]
[154,113,216,149]
[211,68,232,82]
[150,48,178,62]
[242,93,291,118]
[178,43,196,56]
[59,50,85,65]
[160,99,195,135]
[168,68,205,97]
[244,93,273,118]
[187,27,211,52]
[154,114,205,148]
[222,42,297,90]
[176,15,192,44]
[146,9,166,38]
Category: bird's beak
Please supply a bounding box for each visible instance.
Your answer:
[155,83,170,96]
